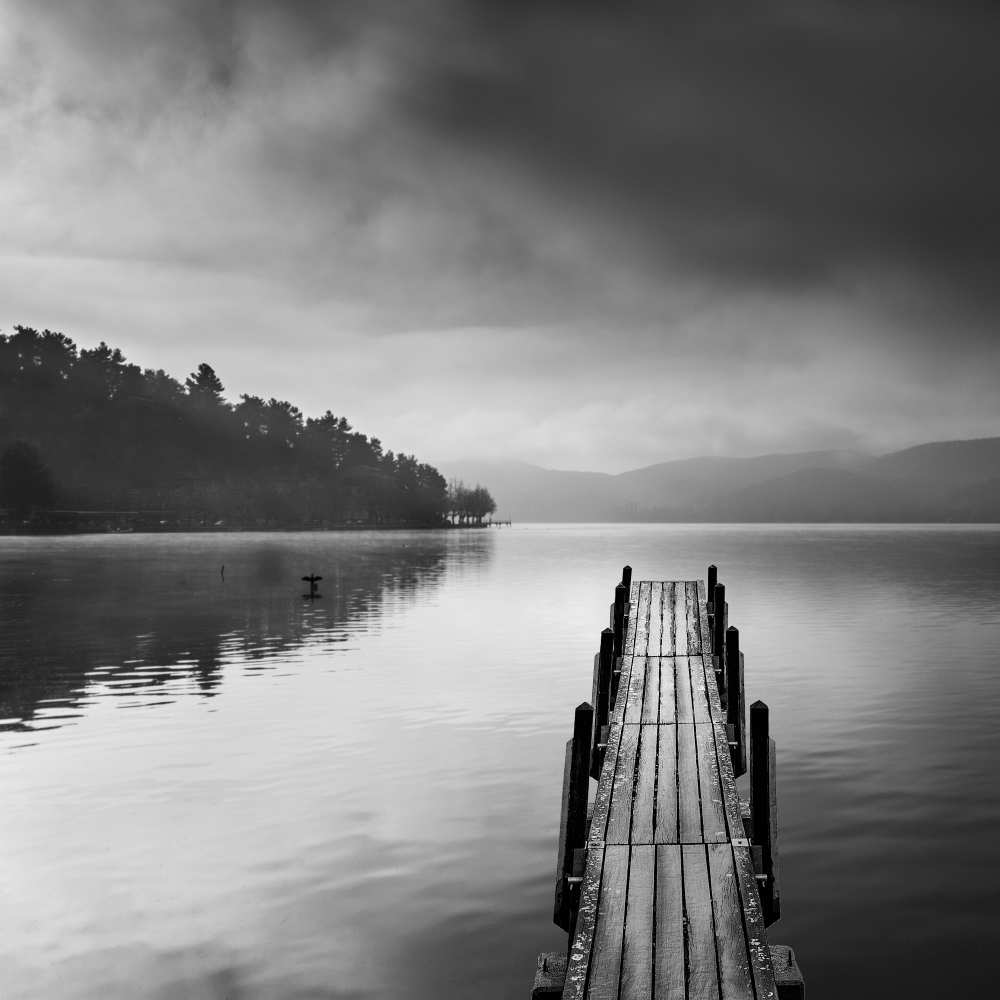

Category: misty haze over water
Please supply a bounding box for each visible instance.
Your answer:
[2,526,998,1000]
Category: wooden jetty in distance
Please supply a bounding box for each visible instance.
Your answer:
[533,566,804,1000]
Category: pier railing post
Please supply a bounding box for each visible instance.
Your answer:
[712,581,727,694]
[592,629,614,778]
[751,700,781,925]
[554,701,593,932]
[725,626,747,777]
[613,583,626,657]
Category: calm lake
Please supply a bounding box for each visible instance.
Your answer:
[2,526,999,999]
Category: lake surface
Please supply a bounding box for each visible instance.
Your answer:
[1,525,999,999]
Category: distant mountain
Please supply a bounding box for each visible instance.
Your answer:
[438,437,1000,522]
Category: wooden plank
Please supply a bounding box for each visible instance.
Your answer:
[689,654,713,724]
[697,579,714,663]
[696,723,729,844]
[686,581,701,654]
[654,722,679,844]
[641,654,660,724]
[631,724,656,844]
[624,585,640,655]
[647,581,664,657]
[606,724,639,844]
[561,841,605,1000]
[588,717,624,846]
[675,654,695,725]
[712,721,744,844]
[658,655,678,726]
[620,846,654,999]
[661,580,675,656]
[708,845,755,1000]
[681,845,721,998]
[673,580,687,657]
[695,653,725,720]
[677,723,702,843]
[732,844,779,1000]
[624,656,647,725]
[634,581,652,658]
[586,845,629,1000]
[654,845,686,999]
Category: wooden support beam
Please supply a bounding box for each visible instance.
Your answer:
[712,582,726,659]
[751,700,781,925]
[554,702,593,931]
[613,584,627,657]
[769,946,805,1000]
[621,565,632,593]
[532,952,568,999]
[707,564,718,609]
[725,627,747,777]
[592,630,614,778]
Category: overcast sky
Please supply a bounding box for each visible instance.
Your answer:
[2,1,998,471]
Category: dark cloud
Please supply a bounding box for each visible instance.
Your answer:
[1,0,998,468]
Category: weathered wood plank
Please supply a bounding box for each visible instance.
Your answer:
[641,654,660,724]
[634,581,652,659]
[620,846,655,999]
[606,724,639,844]
[682,844,721,998]
[624,656,647,725]
[631,723,656,844]
[677,723,702,843]
[624,583,640,656]
[697,579,714,664]
[654,845,686,999]
[588,716,624,846]
[732,844,779,1000]
[689,654,713,724]
[655,722,679,844]
[695,652,725,720]
[586,845,629,1000]
[648,581,664,657]
[673,580,687,657]
[661,580,675,657]
[708,845,755,1000]
[697,723,729,844]
[659,656,678,726]
[561,841,605,1000]
[675,655,695,725]
[686,581,701,654]
[712,721,745,844]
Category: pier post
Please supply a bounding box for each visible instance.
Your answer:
[592,629,614,778]
[707,564,718,608]
[725,627,747,777]
[554,701,593,931]
[621,565,632,594]
[751,700,781,925]
[712,581,727,697]
[613,583,626,657]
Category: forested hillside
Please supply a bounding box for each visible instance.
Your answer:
[0,326,491,530]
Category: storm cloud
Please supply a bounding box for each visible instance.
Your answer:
[2,0,998,469]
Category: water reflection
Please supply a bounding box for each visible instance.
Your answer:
[0,531,489,741]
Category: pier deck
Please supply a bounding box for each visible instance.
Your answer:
[563,580,778,1000]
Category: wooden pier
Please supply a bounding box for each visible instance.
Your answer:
[534,567,804,1000]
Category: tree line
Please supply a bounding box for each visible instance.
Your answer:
[0,325,496,530]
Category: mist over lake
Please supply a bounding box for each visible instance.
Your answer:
[2,525,998,1000]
